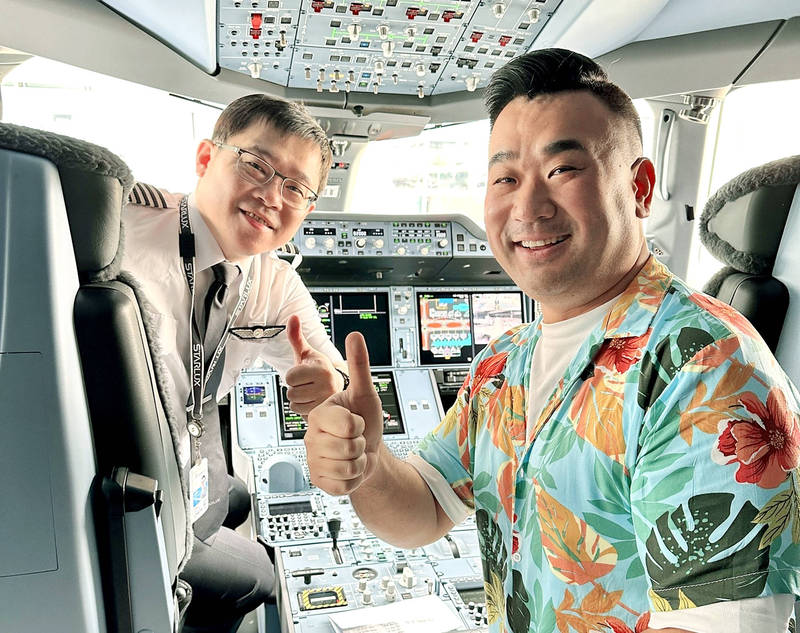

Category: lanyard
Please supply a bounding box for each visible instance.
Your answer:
[178,197,253,438]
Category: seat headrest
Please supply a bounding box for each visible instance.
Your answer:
[699,155,800,276]
[0,122,133,280]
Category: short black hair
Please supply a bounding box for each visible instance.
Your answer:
[485,48,642,145]
[213,94,332,192]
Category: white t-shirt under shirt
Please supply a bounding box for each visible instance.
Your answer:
[122,192,343,468]
[408,295,794,632]
[526,298,617,438]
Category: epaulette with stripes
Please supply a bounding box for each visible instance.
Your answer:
[275,241,299,256]
[275,241,302,269]
[128,182,169,208]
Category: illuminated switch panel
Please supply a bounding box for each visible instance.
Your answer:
[217,0,563,96]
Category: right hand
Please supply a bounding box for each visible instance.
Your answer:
[284,315,343,416]
[305,332,384,496]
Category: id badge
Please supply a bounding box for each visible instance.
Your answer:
[189,457,209,522]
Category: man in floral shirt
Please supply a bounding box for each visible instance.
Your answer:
[305,48,800,632]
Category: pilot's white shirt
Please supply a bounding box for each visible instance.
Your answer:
[122,191,342,467]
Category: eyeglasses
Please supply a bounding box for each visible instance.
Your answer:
[214,142,318,209]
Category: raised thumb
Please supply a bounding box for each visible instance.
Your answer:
[286,315,311,363]
[344,331,384,449]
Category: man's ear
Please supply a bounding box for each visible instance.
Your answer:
[196,139,215,178]
[304,202,316,218]
[632,157,656,219]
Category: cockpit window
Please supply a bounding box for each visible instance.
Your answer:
[1,56,220,193]
[347,120,490,226]
[709,79,800,192]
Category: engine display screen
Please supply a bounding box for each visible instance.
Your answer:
[417,292,473,365]
[417,291,524,365]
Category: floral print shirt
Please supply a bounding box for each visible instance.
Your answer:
[414,256,800,633]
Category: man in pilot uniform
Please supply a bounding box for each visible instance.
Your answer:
[122,94,348,632]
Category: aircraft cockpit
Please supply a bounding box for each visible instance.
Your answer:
[2,1,800,632]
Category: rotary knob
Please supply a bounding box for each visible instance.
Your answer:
[304,237,316,248]
[396,246,406,255]
[398,306,408,315]
[355,238,367,248]
[362,589,373,605]
[437,238,448,248]
[400,567,416,588]
[420,245,430,255]
[374,238,384,248]
[323,237,335,250]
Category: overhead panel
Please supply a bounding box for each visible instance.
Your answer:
[218,0,562,97]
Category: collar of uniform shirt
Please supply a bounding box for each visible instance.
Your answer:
[187,193,252,287]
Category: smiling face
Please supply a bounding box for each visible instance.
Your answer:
[194,120,322,263]
[484,92,655,322]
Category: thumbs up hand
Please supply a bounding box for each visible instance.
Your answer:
[305,331,385,496]
[285,315,344,416]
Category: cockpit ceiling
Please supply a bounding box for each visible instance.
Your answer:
[217,0,562,97]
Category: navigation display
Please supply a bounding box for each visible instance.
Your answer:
[417,291,524,365]
[312,291,392,367]
[277,371,404,441]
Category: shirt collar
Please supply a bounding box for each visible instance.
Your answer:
[600,255,674,339]
[187,193,252,280]
[187,193,225,273]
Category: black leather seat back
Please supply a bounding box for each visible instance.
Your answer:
[700,156,800,352]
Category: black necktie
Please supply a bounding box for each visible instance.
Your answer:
[202,261,240,396]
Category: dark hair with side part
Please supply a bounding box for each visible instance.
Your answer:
[484,48,642,145]
[212,93,333,193]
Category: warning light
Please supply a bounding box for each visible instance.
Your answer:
[250,13,263,28]
[470,31,483,43]
[406,7,420,19]
[250,28,262,39]
[311,0,324,11]
[441,10,456,22]
[350,2,364,14]
[499,35,511,47]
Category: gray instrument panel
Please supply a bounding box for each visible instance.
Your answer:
[218,0,563,96]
